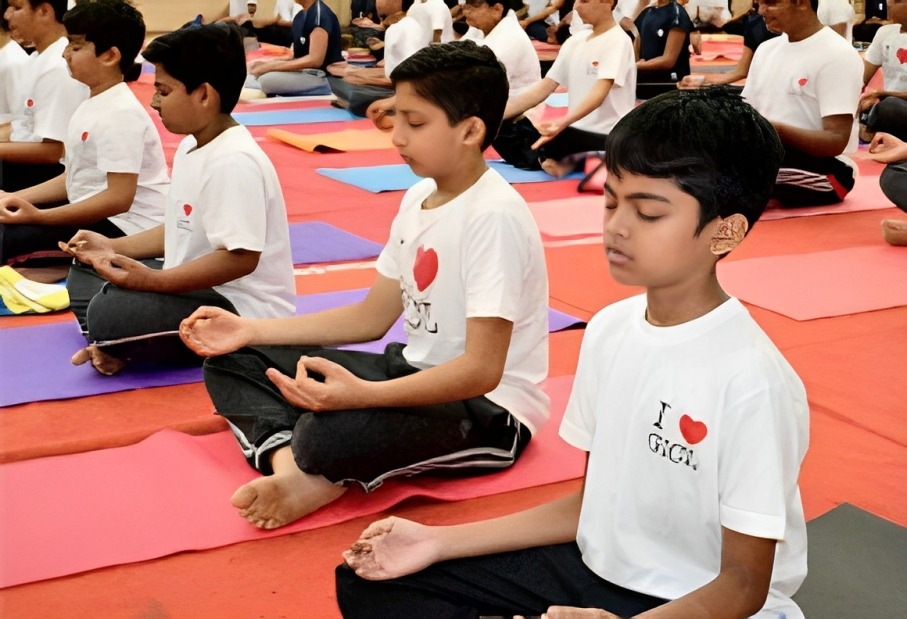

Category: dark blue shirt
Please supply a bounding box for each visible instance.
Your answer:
[291,0,344,70]
[635,1,694,80]
[742,13,779,53]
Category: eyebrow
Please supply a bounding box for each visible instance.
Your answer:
[603,183,672,203]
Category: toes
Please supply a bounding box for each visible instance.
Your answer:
[71,348,91,365]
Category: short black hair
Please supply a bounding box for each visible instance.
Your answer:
[63,0,145,74]
[27,0,68,22]
[462,0,514,15]
[142,23,246,114]
[390,40,508,150]
[605,88,783,235]
[1,0,10,31]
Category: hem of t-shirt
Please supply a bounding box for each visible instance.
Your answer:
[720,503,785,540]
[558,420,592,452]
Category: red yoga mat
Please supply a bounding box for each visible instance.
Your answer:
[0,375,583,588]
[717,245,907,320]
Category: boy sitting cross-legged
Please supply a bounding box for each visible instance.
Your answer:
[179,41,550,531]
[60,23,295,375]
[338,88,810,619]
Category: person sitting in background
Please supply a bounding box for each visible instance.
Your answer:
[634,0,694,98]
[868,131,907,245]
[859,0,907,142]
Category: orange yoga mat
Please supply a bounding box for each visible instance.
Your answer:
[266,127,394,153]
[0,376,582,588]
[529,195,603,240]
[717,245,907,320]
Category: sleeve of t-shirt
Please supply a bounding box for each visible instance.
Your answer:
[863,25,890,66]
[670,3,694,33]
[198,153,270,253]
[596,32,634,86]
[33,68,86,142]
[94,109,151,175]
[717,380,806,540]
[461,207,532,322]
[815,48,863,118]
[544,34,578,86]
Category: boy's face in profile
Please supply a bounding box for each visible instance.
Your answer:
[603,169,719,290]
[462,0,503,35]
[63,35,105,88]
[391,81,480,181]
[150,64,198,135]
[4,0,38,43]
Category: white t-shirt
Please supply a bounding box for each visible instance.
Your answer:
[561,295,808,619]
[384,16,427,76]
[817,0,854,44]
[0,40,28,124]
[274,0,302,21]
[865,24,907,93]
[483,11,542,98]
[375,168,549,433]
[409,0,455,43]
[164,125,295,319]
[742,27,862,153]
[64,83,168,235]
[230,0,254,16]
[544,25,636,135]
[10,38,89,143]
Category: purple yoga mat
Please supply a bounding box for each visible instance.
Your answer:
[1,291,584,407]
[288,222,383,266]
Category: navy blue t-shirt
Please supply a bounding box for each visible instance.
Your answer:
[291,0,344,70]
[864,0,887,20]
[635,1,694,81]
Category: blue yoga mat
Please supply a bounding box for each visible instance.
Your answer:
[1,292,584,406]
[232,108,357,127]
[316,160,585,193]
[289,222,383,266]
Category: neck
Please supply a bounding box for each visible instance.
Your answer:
[590,15,616,35]
[33,23,66,53]
[645,275,728,327]
[785,15,823,42]
[192,114,239,150]
[656,0,672,7]
[89,74,124,98]
[298,0,317,9]
[423,155,488,209]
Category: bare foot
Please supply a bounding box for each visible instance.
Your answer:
[71,345,126,375]
[540,156,581,179]
[231,446,347,529]
[882,219,907,246]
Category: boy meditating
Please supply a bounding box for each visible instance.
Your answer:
[0,0,167,266]
[338,88,810,619]
[60,23,295,375]
[179,41,549,531]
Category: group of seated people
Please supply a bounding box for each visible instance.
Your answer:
[0,0,904,614]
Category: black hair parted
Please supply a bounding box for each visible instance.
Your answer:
[142,22,246,113]
[604,88,783,235]
[63,0,145,74]
[390,40,509,150]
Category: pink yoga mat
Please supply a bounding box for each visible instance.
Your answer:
[0,375,582,588]
[761,174,893,221]
[718,245,907,320]
[529,196,603,240]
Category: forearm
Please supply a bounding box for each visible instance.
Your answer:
[773,123,849,157]
[140,248,260,294]
[434,491,583,561]
[504,78,557,119]
[109,224,165,259]
[558,81,611,127]
[13,172,67,205]
[30,188,133,227]
[0,140,64,165]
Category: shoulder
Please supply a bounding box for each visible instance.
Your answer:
[586,295,644,335]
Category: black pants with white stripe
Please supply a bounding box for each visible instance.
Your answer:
[335,542,669,619]
[773,147,856,207]
[203,343,530,490]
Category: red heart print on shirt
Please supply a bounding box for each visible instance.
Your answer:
[183,204,193,216]
[679,414,708,445]
[81,132,89,142]
[26,99,34,107]
[797,78,808,87]
[413,245,438,291]
[897,48,907,64]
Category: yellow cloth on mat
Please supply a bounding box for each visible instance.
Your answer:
[0,266,70,314]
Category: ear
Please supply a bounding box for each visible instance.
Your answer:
[709,213,748,256]
[461,116,487,149]
[100,46,123,71]
[197,82,222,111]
